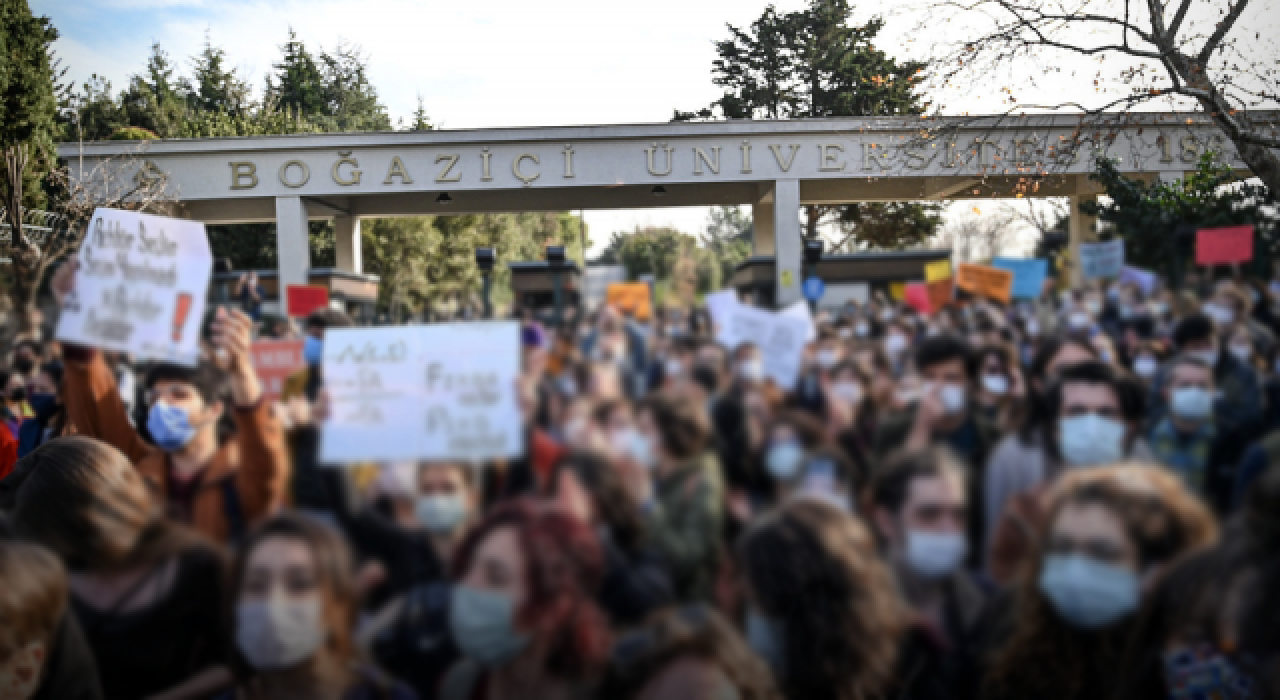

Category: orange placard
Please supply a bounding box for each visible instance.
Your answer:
[251,339,305,401]
[286,285,330,317]
[606,283,652,321]
[926,278,954,311]
[955,263,1013,303]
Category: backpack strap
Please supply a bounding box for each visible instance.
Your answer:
[222,477,246,546]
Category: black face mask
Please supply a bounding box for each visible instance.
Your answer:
[8,388,27,402]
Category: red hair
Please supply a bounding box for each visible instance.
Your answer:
[451,498,612,679]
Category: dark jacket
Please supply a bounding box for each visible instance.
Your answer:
[645,453,724,602]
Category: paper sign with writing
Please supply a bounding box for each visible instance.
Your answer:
[992,258,1049,300]
[927,279,953,310]
[905,283,932,313]
[723,303,812,390]
[251,340,304,401]
[1079,239,1125,280]
[955,263,1013,303]
[1196,225,1254,266]
[57,208,212,366]
[286,285,330,317]
[925,260,953,282]
[1119,266,1158,296]
[606,283,652,321]
[320,322,524,463]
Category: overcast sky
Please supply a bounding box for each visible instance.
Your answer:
[39,0,1262,254]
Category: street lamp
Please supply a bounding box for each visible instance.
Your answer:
[475,247,495,319]
[546,245,567,327]
[803,239,824,312]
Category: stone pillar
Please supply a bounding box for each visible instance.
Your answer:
[1067,194,1098,286]
[334,215,363,273]
[752,183,776,256]
[275,196,311,291]
[773,179,802,307]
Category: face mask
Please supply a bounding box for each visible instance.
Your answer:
[1205,304,1235,326]
[1068,312,1093,331]
[939,384,966,413]
[817,349,840,369]
[855,322,870,337]
[1058,413,1127,467]
[904,531,968,580]
[1038,554,1139,629]
[832,381,862,405]
[1171,387,1214,421]
[1085,300,1103,315]
[0,641,44,700]
[1189,348,1219,368]
[1133,356,1158,378]
[236,599,324,670]
[625,431,658,470]
[303,335,324,366]
[7,387,26,402]
[746,609,785,673]
[982,374,1009,396]
[415,494,468,533]
[766,441,805,481]
[881,310,896,322]
[885,334,909,356]
[449,586,529,668]
[147,401,199,452]
[1229,343,1252,363]
[838,328,852,340]
[1150,302,1168,316]
[737,360,764,382]
[1025,319,1039,336]
[665,359,684,379]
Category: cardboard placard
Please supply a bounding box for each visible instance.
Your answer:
[926,279,954,310]
[1196,225,1254,266]
[992,257,1049,300]
[57,208,212,366]
[955,263,1013,303]
[287,285,330,318]
[924,260,953,282]
[320,322,524,463]
[251,339,305,401]
[889,282,906,301]
[606,283,652,321]
[905,283,932,313]
[1079,239,1125,280]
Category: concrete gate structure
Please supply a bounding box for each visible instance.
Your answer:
[60,112,1277,308]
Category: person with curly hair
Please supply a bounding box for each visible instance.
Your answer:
[983,463,1218,700]
[737,499,909,700]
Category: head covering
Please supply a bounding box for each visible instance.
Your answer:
[522,322,548,350]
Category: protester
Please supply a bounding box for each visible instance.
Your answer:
[1160,313,1262,435]
[1147,355,1238,507]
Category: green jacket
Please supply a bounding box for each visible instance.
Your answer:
[646,452,724,602]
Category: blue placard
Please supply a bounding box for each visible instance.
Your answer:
[803,276,825,301]
[992,258,1048,300]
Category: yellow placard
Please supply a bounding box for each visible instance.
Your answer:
[606,283,653,321]
[955,263,1014,303]
[889,282,905,301]
[780,269,794,288]
[925,260,953,282]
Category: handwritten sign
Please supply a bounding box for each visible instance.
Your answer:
[1120,266,1157,296]
[955,263,1013,303]
[707,295,812,390]
[251,340,304,401]
[905,283,932,313]
[992,258,1049,300]
[1079,239,1125,280]
[925,260,953,282]
[321,322,524,463]
[606,283,652,321]
[1196,225,1254,266]
[57,208,211,366]
[286,285,330,317]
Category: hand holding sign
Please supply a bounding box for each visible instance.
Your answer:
[211,307,262,406]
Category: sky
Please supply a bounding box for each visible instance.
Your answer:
[38,0,1264,256]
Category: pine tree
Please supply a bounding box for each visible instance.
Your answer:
[409,95,433,131]
[188,35,250,115]
[266,29,326,116]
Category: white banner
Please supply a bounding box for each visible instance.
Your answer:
[320,322,524,463]
[57,208,211,366]
[705,292,813,390]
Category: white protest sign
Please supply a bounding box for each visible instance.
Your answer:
[704,289,739,346]
[57,208,212,366]
[1079,239,1125,280]
[780,301,818,341]
[320,321,524,463]
[723,303,812,390]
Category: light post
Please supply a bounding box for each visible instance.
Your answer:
[546,245,566,327]
[475,247,495,318]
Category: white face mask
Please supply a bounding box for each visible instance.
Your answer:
[737,360,764,382]
[938,384,967,413]
[817,349,841,369]
[1205,303,1235,326]
[838,328,853,340]
[665,358,684,379]
[236,599,325,670]
[1133,356,1159,378]
[1068,312,1093,331]
[982,374,1010,396]
[855,322,870,337]
[0,641,45,700]
[1170,387,1214,421]
[885,334,909,356]
[1229,343,1252,362]
[904,530,968,580]
[831,381,862,405]
[1058,413,1127,467]
[415,493,469,533]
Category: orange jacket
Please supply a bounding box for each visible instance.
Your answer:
[63,351,290,544]
[0,425,16,481]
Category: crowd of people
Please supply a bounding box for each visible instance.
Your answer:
[1,260,1278,700]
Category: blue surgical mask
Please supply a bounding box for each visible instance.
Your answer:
[303,335,323,366]
[449,586,529,667]
[1058,414,1127,467]
[1039,554,1139,629]
[765,442,805,481]
[1171,387,1214,421]
[147,401,198,451]
[415,494,468,533]
[746,609,785,673]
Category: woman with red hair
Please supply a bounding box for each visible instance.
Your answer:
[440,498,612,700]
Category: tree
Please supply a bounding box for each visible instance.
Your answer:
[1083,152,1276,280]
[187,35,250,115]
[408,95,433,131]
[678,0,937,249]
[265,29,326,117]
[595,227,721,297]
[0,0,61,328]
[921,0,1280,197]
[317,42,391,132]
[701,205,754,282]
[931,209,1019,262]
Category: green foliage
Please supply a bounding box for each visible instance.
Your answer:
[595,227,721,297]
[108,126,158,140]
[1084,152,1277,278]
[206,221,335,271]
[701,205,755,281]
[187,35,250,115]
[0,0,60,212]
[830,201,945,251]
